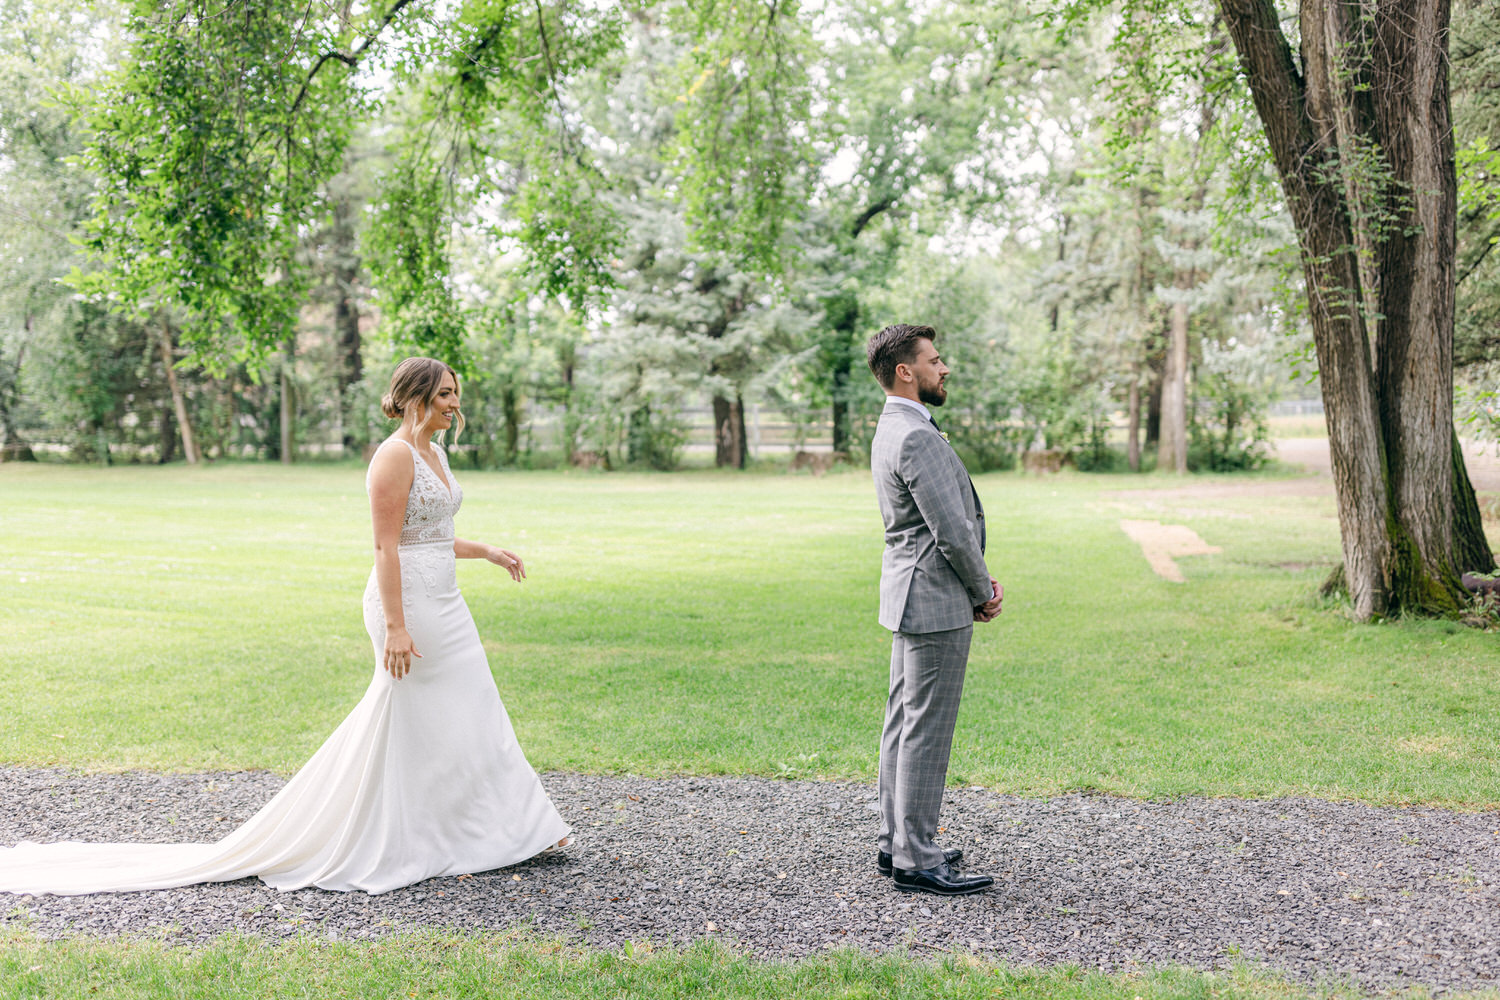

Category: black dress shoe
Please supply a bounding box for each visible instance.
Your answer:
[892,861,993,896]
[877,848,963,877]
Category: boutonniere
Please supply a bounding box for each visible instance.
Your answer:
[939,431,950,443]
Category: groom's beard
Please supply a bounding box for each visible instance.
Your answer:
[918,379,947,407]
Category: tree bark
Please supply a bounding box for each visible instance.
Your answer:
[1050,213,1070,334]
[1371,0,1465,604]
[1220,0,1391,617]
[1144,341,1164,451]
[159,406,177,464]
[559,342,578,459]
[1155,73,1213,478]
[1218,0,1481,618]
[0,325,36,463]
[713,394,745,469]
[1122,90,1157,476]
[829,352,852,454]
[332,194,363,456]
[1126,370,1142,472]
[735,391,749,465]
[156,317,199,464]
[627,403,648,466]
[502,385,521,462]
[279,338,295,465]
[823,294,860,456]
[830,390,849,454]
[1157,297,1190,474]
[1452,428,1497,574]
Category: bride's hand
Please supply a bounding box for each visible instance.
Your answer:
[383,626,422,679]
[487,547,526,582]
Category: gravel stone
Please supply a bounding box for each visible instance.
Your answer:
[2,767,1498,992]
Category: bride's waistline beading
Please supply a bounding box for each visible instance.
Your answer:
[397,538,455,549]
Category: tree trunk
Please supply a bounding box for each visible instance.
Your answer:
[1050,213,1070,334]
[335,289,362,454]
[1370,0,1466,606]
[1219,0,1477,618]
[830,352,851,454]
[0,328,36,463]
[0,428,35,462]
[502,385,521,463]
[735,391,749,466]
[333,194,363,456]
[1126,371,1142,472]
[627,405,651,466]
[1221,0,1391,618]
[830,395,848,454]
[1156,298,1189,474]
[158,406,177,464]
[218,379,234,461]
[713,393,745,469]
[1144,344,1164,451]
[279,339,295,465]
[1155,74,1211,478]
[1452,429,1496,573]
[156,317,199,464]
[1125,159,1152,476]
[559,344,578,459]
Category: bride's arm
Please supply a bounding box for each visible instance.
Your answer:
[369,445,420,678]
[454,537,526,582]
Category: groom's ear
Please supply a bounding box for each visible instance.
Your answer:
[894,362,913,384]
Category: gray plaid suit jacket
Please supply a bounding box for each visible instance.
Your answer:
[871,398,991,633]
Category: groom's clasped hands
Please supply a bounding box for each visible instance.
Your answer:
[974,577,1003,623]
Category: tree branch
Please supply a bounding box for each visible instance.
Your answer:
[286,0,417,121]
[1457,228,1499,287]
[533,0,574,149]
[849,196,896,239]
[1216,0,1309,182]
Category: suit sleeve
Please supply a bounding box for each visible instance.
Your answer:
[900,433,993,605]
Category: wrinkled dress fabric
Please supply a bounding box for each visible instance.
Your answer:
[0,439,569,896]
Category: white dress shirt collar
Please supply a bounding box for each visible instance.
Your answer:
[886,395,931,420]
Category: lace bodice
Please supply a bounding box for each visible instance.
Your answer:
[368,438,462,546]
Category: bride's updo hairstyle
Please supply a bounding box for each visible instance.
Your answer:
[381,357,465,443]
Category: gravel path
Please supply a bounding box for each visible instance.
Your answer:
[3,768,1499,992]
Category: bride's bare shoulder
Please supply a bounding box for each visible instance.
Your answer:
[367,437,415,489]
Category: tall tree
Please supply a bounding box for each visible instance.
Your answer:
[1216,0,1495,617]
[68,0,625,386]
[0,0,132,462]
[681,0,1028,453]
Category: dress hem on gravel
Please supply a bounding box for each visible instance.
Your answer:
[0,439,569,897]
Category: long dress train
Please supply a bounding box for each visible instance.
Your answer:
[0,439,569,895]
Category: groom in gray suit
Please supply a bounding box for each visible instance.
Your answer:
[867,323,1002,896]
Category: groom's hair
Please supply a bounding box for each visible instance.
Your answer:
[867,324,937,389]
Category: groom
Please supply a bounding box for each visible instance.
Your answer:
[867,324,1002,896]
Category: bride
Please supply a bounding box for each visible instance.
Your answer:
[0,357,571,895]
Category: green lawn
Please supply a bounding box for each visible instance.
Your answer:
[0,928,1429,1000]
[1,461,1496,806]
[3,461,1499,999]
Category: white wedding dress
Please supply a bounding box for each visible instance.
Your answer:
[0,439,570,896]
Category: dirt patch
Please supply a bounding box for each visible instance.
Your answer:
[1103,438,1500,506]
[1274,437,1500,492]
[1118,519,1222,582]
